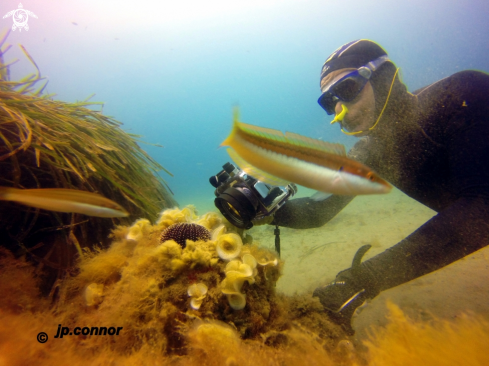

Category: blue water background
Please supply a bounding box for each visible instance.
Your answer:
[2,0,488,215]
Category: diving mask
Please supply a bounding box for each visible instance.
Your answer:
[318,55,389,115]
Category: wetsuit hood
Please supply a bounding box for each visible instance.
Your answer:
[320,40,415,134]
[320,39,388,81]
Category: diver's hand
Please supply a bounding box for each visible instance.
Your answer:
[313,273,368,335]
[313,245,379,335]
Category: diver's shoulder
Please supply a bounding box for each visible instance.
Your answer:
[415,70,489,97]
[449,70,489,81]
[445,70,489,90]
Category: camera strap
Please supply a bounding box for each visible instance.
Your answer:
[274,225,281,257]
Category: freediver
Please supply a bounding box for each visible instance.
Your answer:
[270,39,489,335]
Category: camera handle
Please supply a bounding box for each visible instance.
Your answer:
[274,225,281,257]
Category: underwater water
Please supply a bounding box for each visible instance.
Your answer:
[3,0,489,212]
[1,0,489,365]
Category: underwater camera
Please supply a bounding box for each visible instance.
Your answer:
[210,162,297,230]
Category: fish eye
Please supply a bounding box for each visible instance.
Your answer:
[367,172,375,181]
[339,166,344,171]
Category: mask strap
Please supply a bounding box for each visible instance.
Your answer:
[340,67,400,136]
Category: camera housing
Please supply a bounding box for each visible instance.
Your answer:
[210,162,297,229]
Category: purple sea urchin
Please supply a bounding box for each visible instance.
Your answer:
[160,223,211,248]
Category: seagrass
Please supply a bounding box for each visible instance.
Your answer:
[0,30,177,272]
[0,87,176,218]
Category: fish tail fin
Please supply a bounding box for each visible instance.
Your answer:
[220,107,241,148]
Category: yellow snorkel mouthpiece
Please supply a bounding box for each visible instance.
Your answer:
[331,104,348,124]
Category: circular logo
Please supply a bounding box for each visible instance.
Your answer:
[12,9,29,28]
[37,332,48,343]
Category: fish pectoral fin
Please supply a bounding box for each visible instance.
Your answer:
[310,191,333,201]
[226,148,290,186]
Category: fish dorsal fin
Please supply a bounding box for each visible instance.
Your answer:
[226,148,290,186]
[235,118,347,157]
[237,121,286,142]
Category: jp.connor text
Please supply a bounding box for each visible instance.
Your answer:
[54,324,123,338]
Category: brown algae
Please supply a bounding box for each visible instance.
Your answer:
[1,207,489,365]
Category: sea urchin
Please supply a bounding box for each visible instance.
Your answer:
[160,223,211,248]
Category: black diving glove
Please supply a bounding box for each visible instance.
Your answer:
[313,245,379,335]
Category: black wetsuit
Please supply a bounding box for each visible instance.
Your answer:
[273,70,489,293]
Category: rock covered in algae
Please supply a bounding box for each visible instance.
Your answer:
[187,320,241,364]
[126,219,152,242]
[44,206,346,362]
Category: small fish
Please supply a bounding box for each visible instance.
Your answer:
[220,109,391,196]
[0,187,129,217]
[71,22,78,26]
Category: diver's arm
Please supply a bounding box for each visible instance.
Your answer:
[361,195,489,291]
[271,194,354,229]
[311,198,489,335]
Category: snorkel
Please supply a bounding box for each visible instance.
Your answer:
[330,104,348,125]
